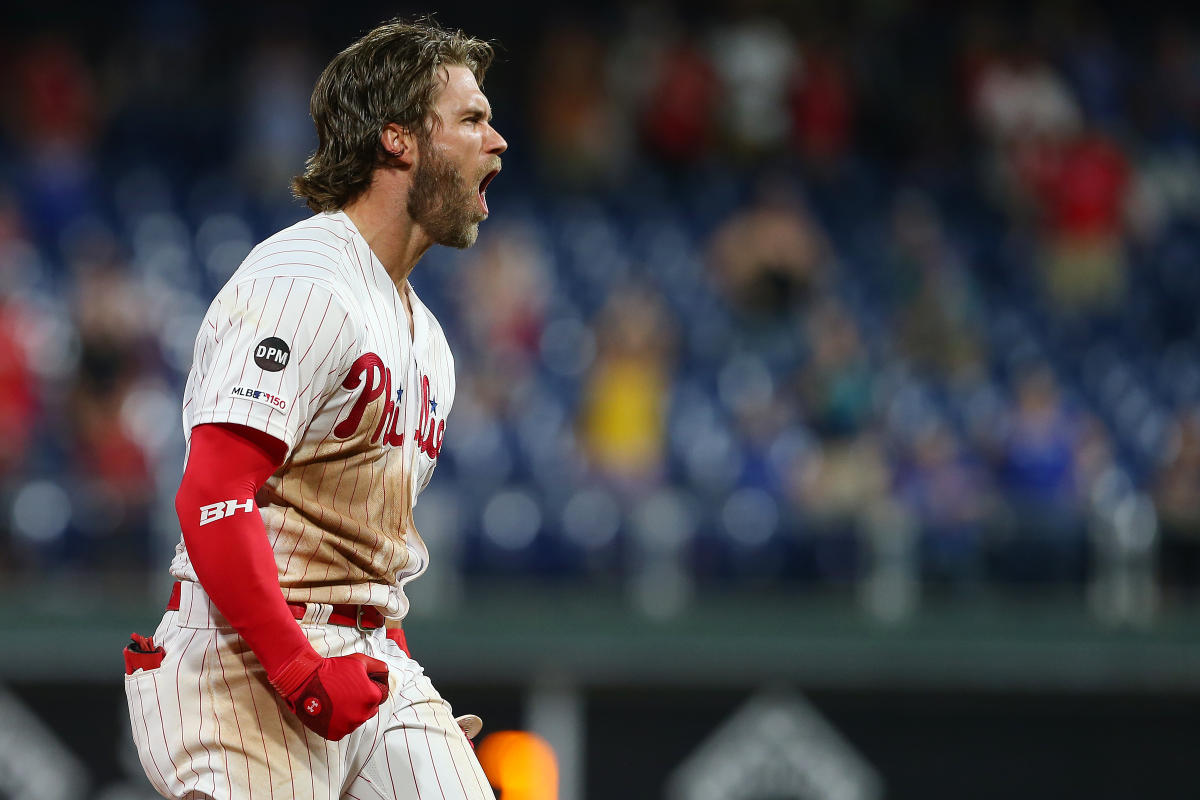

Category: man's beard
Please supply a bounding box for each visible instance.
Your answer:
[407,145,483,249]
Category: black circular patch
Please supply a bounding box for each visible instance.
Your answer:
[253,337,291,372]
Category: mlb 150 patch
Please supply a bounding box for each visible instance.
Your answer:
[254,337,291,371]
[230,386,289,411]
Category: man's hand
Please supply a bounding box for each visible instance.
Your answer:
[270,651,389,741]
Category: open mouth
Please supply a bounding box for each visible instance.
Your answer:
[478,168,500,215]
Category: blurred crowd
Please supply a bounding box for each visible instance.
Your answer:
[2,1,1200,613]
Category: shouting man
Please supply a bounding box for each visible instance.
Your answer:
[123,18,506,799]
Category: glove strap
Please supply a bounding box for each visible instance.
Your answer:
[269,649,323,697]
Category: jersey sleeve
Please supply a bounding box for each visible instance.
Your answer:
[188,276,358,453]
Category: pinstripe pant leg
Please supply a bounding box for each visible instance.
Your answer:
[345,641,494,800]
[125,611,348,800]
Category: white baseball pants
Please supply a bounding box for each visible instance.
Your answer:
[123,581,494,800]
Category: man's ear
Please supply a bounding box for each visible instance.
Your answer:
[380,123,415,167]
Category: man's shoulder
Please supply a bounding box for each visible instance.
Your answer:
[237,212,358,282]
[210,214,362,316]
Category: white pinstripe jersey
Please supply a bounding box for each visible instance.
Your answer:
[169,210,455,620]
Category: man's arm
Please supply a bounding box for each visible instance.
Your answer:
[176,422,388,740]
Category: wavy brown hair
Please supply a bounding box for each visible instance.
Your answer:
[291,18,494,212]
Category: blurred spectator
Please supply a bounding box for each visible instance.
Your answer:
[968,40,1081,222]
[237,34,318,204]
[532,24,625,186]
[885,190,984,379]
[789,39,854,168]
[460,226,549,360]
[894,421,991,585]
[966,33,1132,318]
[795,300,873,437]
[995,367,1080,506]
[0,298,38,484]
[638,38,719,167]
[723,357,798,496]
[0,195,39,477]
[1154,409,1200,598]
[0,196,44,570]
[455,223,550,415]
[7,37,99,242]
[707,181,826,319]
[0,289,39,572]
[60,261,157,567]
[65,358,155,566]
[1035,129,1131,315]
[792,428,892,580]
[578,286,674,490]
[989,365,1088,581]
[971,43,1081,146]
[11,37,97,150]
[709,16,799,159]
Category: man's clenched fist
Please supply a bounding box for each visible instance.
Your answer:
[271,652,389,741]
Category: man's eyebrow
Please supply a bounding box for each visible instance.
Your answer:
[464,101,493,121]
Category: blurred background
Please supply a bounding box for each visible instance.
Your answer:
[2,0,1200,797]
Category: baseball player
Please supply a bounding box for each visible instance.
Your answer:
[122,19,506,799]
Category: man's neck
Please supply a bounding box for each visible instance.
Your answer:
[341,190,433,294]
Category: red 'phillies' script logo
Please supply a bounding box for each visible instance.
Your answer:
[333,352,444,457]
[333,353,403,445]
[414,374,445,458]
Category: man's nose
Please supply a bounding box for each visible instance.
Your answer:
[486,123,507,156]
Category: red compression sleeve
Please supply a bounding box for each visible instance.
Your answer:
[175,423,315,683]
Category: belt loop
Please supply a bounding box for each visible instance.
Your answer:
[308,603,333,625]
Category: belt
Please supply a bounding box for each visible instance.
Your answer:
[167,581,385,631]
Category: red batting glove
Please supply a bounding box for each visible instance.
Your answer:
[269,651,389,741]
